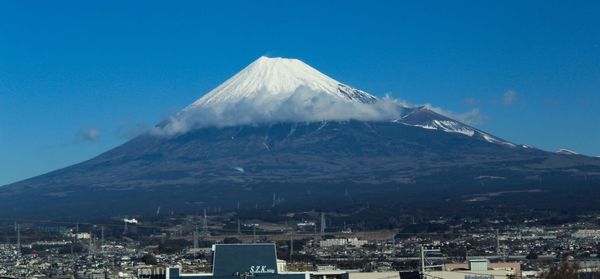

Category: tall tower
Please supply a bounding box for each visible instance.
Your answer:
[496,229,500,256]
[89,232,94,257]
[176,225,183,237]
[202,209,209,236]
[237,218,241,234]
[320,213,326,234]
[101,226,105,249]
[193,225,199,258]
[392,236,396,256]
[289,232,294,263]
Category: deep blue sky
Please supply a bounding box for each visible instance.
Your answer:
[1,1,599,185]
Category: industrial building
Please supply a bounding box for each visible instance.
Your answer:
[423,259,520,279]
[167,244,308,279]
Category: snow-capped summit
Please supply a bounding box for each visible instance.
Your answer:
[159,56,516,150]
[158,56,392,134]
[186,56,376,110]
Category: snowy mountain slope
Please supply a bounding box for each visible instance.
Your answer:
[186,56,377,109]
[399,106,516,147]
[162,56,519,149]
[157,56,386,134]
[3,119,600,218]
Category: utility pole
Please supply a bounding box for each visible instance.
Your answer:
[193,226,199,258]
[392,237,396,257]
[496,229,500,256]
[202,209,209,236]
[89,232,94,257]
[289,232,294,263]
[101,226,105,248]
[420,245,443,275]
[16,224,21,257]
[420,245,425,274]
[320,213,326,234]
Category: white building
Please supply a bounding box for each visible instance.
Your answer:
[319,238,368,248]
[572,229,600,239]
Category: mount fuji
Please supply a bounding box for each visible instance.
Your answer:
[157,57,509,145]
[2,57,600,219]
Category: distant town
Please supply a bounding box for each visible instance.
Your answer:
[2,209,600,279]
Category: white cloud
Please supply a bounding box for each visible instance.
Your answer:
[502,90,518,105]
[77,127,101,142]
[151,88,484,136]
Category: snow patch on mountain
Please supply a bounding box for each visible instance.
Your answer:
[413,120,476,136]
[556,148,579,155]
[398,106,515,147]
[481,133,516,147]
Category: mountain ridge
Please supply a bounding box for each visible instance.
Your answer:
[2,119,600,218]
